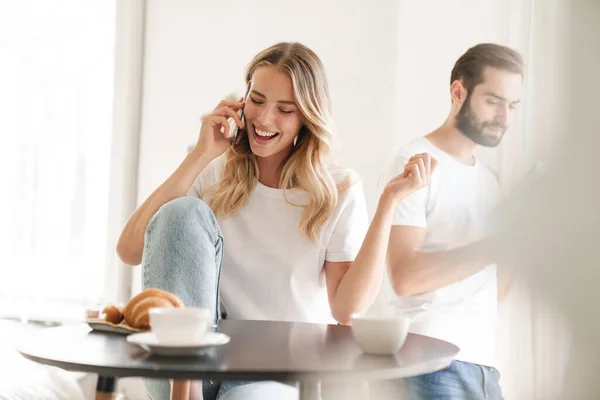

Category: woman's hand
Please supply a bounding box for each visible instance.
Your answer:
[192,98,245,160]
[381,153,438,205]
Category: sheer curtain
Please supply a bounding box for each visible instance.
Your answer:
[0,1,116,317]
[497,1,572,398]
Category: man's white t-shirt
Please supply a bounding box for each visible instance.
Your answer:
[186,156,369,324]
[386,137,500,367]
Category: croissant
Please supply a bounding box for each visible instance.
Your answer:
[127,297,174,329]
[122,288,184,330]
[102,305,124,324]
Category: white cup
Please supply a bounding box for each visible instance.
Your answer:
[149,307,211,344]
[350,313,411,355]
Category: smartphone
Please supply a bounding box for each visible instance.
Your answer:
[229,84,251,146]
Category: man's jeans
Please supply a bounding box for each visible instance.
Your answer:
[400,360,504,399]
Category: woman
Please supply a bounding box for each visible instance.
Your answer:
[117,42,435,400]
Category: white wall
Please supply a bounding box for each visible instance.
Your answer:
[137,0,401,212]
[137,0,530,209]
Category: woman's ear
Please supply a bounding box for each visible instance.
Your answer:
[294,126,307,146]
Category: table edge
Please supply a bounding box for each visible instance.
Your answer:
[19,349,455,382]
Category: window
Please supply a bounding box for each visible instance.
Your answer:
[0,1,116,309]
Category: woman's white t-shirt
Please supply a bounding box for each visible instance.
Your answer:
[186,156,369,324]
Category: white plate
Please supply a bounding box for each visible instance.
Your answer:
[86,319,143,335]
[127,331,230,356]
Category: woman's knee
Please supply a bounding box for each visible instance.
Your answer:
[158,197,215,223]
[148,197,220,239]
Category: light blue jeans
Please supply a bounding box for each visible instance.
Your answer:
[399,360,504,399]
[141,197,248,400]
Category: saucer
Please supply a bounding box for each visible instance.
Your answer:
[126,331,230,356]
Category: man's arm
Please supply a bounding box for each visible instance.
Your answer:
[387,225,496,296]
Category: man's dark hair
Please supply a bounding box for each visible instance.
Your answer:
[451,43,524,94]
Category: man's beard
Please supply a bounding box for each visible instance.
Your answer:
[456,95,507,147]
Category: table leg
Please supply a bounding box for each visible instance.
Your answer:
[298,381,320,400]
[95,375,118,400]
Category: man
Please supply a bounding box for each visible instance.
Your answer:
[385,43,524,399]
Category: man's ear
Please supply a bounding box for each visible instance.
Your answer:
[450,80,468,106]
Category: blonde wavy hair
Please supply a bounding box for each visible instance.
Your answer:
[207,42,349,242]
